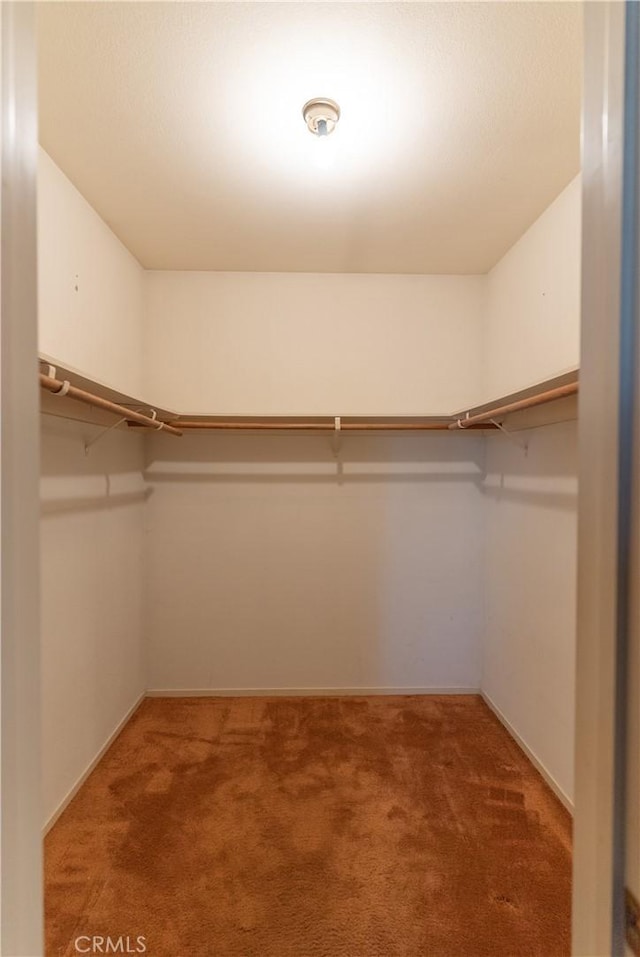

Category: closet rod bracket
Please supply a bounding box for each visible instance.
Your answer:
[331,416,342,457]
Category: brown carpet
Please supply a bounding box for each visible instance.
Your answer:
[45,695,572,957]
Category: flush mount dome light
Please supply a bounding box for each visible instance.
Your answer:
[302,98,341,136]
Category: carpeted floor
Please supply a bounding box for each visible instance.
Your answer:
[45,695,572,957]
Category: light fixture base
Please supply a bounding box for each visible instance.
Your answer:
[302,98,341,136]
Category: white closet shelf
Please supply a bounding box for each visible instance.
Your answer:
[39,355,180,433]
[451,368,579,432]
[38,356,578,435]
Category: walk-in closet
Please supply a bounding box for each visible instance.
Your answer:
[29,2,587,955]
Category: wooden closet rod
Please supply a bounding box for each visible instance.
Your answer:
[170,420,495,431]
[449,381,578,430]
[39,373,183,436]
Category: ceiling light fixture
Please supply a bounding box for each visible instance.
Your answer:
[302,98,341,137]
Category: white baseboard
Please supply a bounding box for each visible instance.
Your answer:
[43,691,146,835]
[45,689,571,836]
[146,686,480,698]
[481,691,574,814]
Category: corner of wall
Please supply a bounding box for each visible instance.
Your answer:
[479,174,582,403]
[37,147,145,397]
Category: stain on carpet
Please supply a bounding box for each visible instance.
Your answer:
[45,695,572,956]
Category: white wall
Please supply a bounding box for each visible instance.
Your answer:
[38,148,144,396]
[481,175,581,404]
[143,272,485,415]
[141,177,581,416]
[144,431,485,693]
[40,416,147,825]
[37,150,149,826]
[482,420,578,806]
[475,177,581,810]
[38,148,580,418]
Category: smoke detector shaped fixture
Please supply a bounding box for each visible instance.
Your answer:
[302,98,341,137]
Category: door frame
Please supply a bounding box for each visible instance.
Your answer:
[574,3,639,954]
[0,2,42,954]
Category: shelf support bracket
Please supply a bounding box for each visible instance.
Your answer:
[489,418,529,454]
[84,417,128,455]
